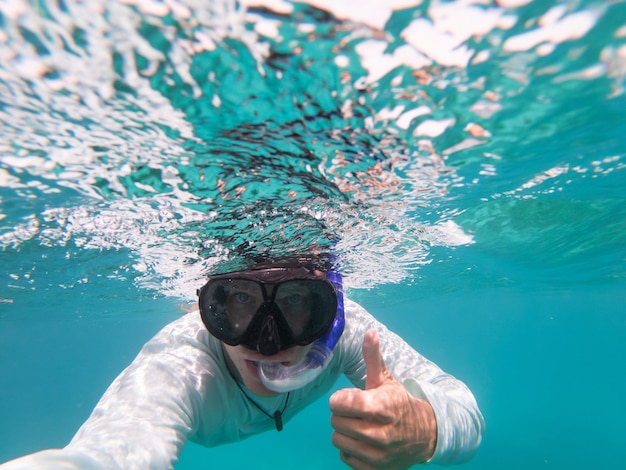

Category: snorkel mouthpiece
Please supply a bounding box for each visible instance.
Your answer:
[258,342,334,392]
[259,269,345,393]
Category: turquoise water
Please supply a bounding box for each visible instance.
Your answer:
[1,0,625,468]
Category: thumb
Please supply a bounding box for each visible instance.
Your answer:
[363,329,390,390]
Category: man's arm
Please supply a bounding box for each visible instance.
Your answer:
[331,329,438,469]
[331,299,485,468]
[0,313,209,470]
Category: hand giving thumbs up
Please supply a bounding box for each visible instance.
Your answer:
[329,329,437,469]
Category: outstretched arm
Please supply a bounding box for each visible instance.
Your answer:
[0,313,209,470]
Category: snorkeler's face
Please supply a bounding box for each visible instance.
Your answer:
[198,265,338,356]
[221,342,312,396]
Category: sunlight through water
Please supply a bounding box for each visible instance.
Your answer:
[1,0,625,299]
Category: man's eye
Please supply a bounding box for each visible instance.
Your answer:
[234,292,250,303]
[287,294,303,305]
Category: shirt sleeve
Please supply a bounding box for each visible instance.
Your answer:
[337,298,485,465]
[0,312,213,470]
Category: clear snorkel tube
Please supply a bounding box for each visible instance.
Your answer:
[259,269,345,393]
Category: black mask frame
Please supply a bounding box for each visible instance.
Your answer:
[198,264,338,355]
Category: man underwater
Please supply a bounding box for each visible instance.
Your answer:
[1,257,484,469]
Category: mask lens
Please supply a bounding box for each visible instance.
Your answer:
[200,279,265,343]
[275,280,337,342]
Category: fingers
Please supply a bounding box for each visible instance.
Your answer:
[329,329,437,469]
[329,388,366,418]
[330,329,395,418]
[330,414,385,446]
[362,329,390,390]
[339,450,376,470]
[330,386,393,420]
[332,430,386,469]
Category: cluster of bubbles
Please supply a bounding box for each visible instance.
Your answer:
[1,0,624,298]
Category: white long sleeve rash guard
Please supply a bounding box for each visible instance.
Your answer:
[1,299,484,469]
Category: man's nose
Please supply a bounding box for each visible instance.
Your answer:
[256,314,281,356]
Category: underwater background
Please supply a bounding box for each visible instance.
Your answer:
[1,0,625,468]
